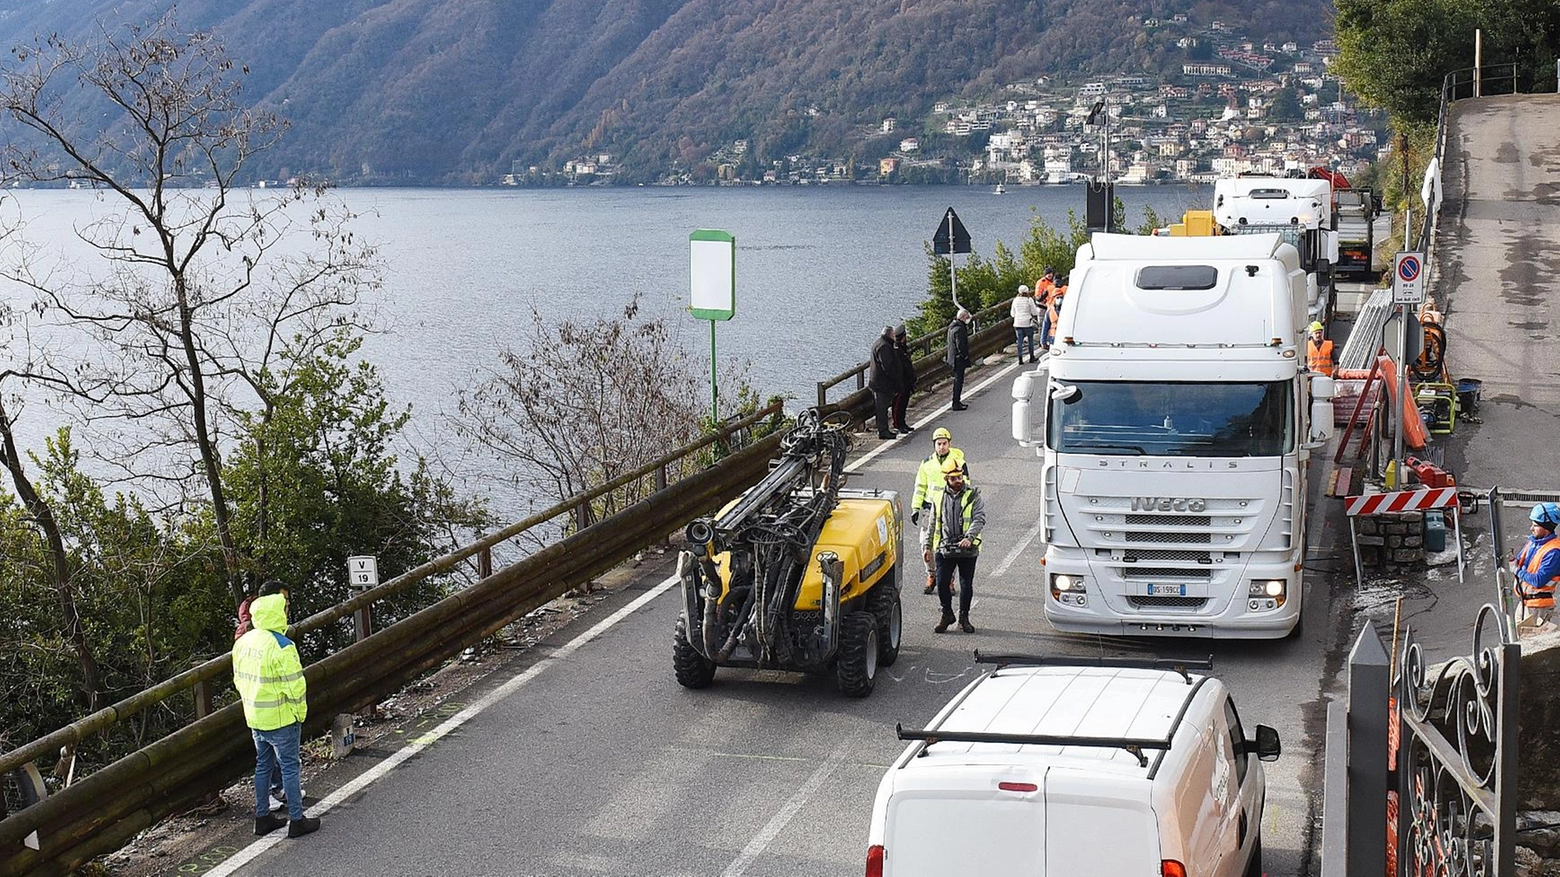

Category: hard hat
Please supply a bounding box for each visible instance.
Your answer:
[942,460,964,478]
[1531,503,1560,529]
[933,427,952,441]
[1309,321,1325,332]
[1018,284,1030,294]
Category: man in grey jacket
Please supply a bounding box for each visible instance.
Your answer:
[921,461,986,632]
[945,309,972,410]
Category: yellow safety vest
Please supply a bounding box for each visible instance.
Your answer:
[232,594,308,730]
[913,448,968,510]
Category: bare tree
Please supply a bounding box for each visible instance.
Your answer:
[0,15,379,604]
[456,294,748,526]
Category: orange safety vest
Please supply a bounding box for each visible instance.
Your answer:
[1518,541,1560,608]
[1036,277,1056,306]
[1307,338,1335,376]
[1047,288,1066,328]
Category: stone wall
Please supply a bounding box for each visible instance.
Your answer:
[1355,510,1427,566]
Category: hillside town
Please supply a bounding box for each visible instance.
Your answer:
[521,20,1385,187]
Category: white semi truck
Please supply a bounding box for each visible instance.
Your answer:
[1212,177,1338,324]
[1012,233,1334,639]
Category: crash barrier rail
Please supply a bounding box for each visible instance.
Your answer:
[815,299,1014,407]
[0,314,1020,876]
[0,397,783,785]
[1320,606,1517,877]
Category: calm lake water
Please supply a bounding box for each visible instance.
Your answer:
[2,185,1203,509]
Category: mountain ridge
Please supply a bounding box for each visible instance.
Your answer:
[0,0,1335,182]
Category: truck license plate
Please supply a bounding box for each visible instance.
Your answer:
[1148,583,1186,597]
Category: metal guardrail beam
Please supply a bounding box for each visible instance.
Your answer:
[816,299,1014,407]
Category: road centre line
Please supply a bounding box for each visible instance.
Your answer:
[204,573,682,877]
[846,356,1024,475]
[990,518,1044,579]
[719,738,856,877]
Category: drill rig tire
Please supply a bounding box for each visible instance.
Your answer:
[834,611,880,698]
[673,616,717,689]
[866,578,903,667]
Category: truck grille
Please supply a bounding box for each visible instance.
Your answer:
[1125,514,1211,527]
[1127,595,1209,609]
[1126,530,1213,545]
[1123,550,1212,563]
[1121,567,1212,580]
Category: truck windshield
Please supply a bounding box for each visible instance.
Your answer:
[1048,381,1293,457]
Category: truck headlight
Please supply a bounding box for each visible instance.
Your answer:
[1248,579,1287,608]
[1050,574,1086,603]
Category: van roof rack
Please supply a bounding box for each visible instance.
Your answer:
[972,651,1214,685]
[895,723,1170,768]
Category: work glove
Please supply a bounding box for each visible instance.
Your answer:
[911,510,921,526]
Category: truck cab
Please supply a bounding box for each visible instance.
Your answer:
[1213,177,1338,324]
[1012,233,1334,639]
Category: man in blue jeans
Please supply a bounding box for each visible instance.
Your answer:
[233,584,320,838]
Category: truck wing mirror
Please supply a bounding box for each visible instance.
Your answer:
[1303,374,1335,449]
[1252,724,1282,762]
[1012,373,1036,446]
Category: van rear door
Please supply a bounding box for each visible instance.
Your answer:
[884,769,1047,877]
[1045,769,1159,876]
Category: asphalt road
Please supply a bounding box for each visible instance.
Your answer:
[197,355,1351,877]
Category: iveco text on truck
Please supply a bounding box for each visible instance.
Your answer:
[1011,233,1334,638]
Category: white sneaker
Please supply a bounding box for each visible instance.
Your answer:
[268,786,305,811]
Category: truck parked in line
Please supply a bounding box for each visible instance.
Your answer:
[1011,232,1335,639]
[1333,187,1380,280]
[1212,177,1338,324]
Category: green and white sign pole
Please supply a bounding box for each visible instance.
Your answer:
[689,229,736,425]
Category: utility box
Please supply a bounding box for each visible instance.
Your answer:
[1423,511,1448,553]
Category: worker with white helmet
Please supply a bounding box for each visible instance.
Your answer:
[1514,502,1560,628]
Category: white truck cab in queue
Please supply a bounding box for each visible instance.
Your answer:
[1212,176,1339,324]
[864,656,1281,877]
[1012,233,1334,639]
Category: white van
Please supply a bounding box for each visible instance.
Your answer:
[864,656,1280,877]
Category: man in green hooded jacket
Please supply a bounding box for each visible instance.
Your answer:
[233,583,320,838]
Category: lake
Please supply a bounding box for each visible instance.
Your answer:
[1,184,1204,507]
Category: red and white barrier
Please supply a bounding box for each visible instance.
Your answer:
[1344,487,1460,517]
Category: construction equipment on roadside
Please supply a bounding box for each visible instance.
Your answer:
[674,408,903,697]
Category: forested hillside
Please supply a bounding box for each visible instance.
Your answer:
[0,0,1333,182]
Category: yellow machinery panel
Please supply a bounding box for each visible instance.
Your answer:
[1168,209,1218,237]
[715,496,899,610]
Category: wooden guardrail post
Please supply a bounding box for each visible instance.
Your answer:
[478,546,492,579]
[191,661,213,722]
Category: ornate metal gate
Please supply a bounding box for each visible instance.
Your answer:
[1393,605,1518,877]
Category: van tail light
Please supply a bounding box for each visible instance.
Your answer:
[1161,860,1187,877]
[998,781,1038,792]
[866,844,885,877]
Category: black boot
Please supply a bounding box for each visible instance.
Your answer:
[934,610,956,633]
[254,814,287,836]
[959,615,976,633]
[288,816,321,838]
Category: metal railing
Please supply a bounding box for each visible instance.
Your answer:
[815,299,1015,407]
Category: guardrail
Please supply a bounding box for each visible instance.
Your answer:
[1415,63,1521,257]
[815,300,1014,407]
[0,309,1020,876]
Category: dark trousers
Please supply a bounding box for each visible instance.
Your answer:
[872,389,895,435]
[950,365,967,405]
[891,389,911,429]
[935,553,976,618]
[1039,311,1053,347]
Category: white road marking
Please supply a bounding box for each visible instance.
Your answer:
[846,358,1023,474]
[990,518,1044,578]
[204,573,682,877]
[720,739,854,877]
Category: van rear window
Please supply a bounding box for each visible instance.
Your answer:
[1135,265,1218,290]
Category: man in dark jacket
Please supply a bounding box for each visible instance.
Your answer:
[945,309,972,410]
[868,325,902,439]
[891,325,916,433]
